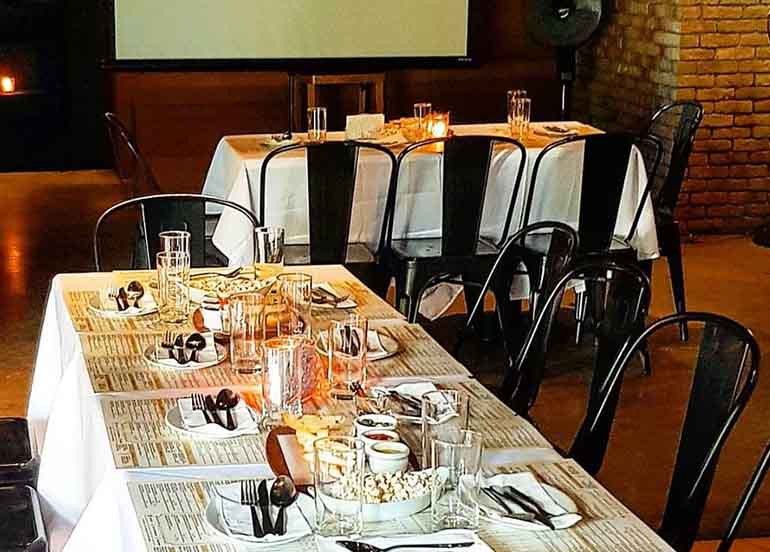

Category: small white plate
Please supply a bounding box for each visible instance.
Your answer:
[316,330,399,361]
[165,403,260,439]
[88,293,157,318]
[143,342,227,371]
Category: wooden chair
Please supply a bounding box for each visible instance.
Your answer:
[292,73,385,131]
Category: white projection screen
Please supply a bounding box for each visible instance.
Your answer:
[114,0,471,62]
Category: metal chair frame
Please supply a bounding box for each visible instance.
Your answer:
[104,112,161,197]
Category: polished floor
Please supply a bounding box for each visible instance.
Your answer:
[2,170,770,549]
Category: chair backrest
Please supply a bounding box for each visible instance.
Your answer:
[508,260,651,474]
[383,135,527,255]
[589,313,759,552]
[259,141,397,264]
[104,112,161,197]
[524,133,661,253]
[93,193,260,271]
[644,102,704,220]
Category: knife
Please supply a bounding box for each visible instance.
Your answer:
[258,480,274,535]
[481,488,536,522]
[495,485,556,530]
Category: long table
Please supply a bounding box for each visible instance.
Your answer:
[28,265,674,551]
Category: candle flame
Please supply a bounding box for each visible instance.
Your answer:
[0,76,15,93]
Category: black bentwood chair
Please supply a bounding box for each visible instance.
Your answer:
[590,313,759,552]
[523,132,662,345]
[258,141,397,292]
[93,194,259,271]
[507,260,651,475]
[414,222,578,375]
[379,135,527,321]
[643,101,704,341]
[104,112,161,197]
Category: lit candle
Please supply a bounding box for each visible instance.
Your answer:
[430,112,450,138]
[0,76,15,94]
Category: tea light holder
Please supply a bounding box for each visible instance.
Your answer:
[0,76,16,94]
[428,112,450,138]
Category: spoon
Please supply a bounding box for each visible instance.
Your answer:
[125,280,144,309]
[185,332,207,363]
[204,394,225,428]
[269,475,298,536]
[173,334,188,364]
[216,388,239,431]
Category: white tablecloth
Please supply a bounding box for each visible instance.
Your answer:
[202,123,660,269]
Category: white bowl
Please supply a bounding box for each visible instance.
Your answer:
[360,429,400,452]
[354,414,397,436]
[368,442,410,474]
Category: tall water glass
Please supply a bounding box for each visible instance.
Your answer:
[308,107,328,142]
[413,102,433,137]
[261,336,303,423]
[314,436,365,538]
[507,89,527,128]
[421,390,470,467]
[228,291,266,374]
[254,227,284,280]
[515,97,532,139]
[326,315,368,399]
[430,429,483,531]
[277,273,312,337]
[159,230,190,255]
[156,251,190,324]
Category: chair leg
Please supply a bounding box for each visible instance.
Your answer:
[665,231,688,342]
[575,290,588,345]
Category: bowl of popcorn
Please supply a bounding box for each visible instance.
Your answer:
[320,469,433,522]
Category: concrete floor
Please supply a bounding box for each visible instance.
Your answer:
[2,170,770,549]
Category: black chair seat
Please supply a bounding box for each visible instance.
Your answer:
[284,242,375,265]
[389,237,499,259]
[0,418,38,488]
[0,485,47,552]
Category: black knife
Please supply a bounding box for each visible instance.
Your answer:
[496,486,556,530]
[249,504,265,538]
[258,480,274,535]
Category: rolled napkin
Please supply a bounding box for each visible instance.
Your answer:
[92,288,157,317]
[370,381,438,421]
[178,396,259,437]
[345,113,385,140]
[319,529,493,552]
[154,332,219,368]
[477,472,582,530]
[312,282,357,309]
[215,482,312,542]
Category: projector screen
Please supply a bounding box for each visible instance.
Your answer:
[113,0,471,63]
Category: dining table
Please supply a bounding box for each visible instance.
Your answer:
[201,122,659,318]
[27,264,674,551]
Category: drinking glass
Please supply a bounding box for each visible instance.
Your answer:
[421,390,470,467]
[507,89,527,128]
[277,273,312,337]
[307,107,328,142]
[228,291,267,374]
[159,230,190,255]
[156,251,190,324]
[430,429,483,531]
[515,97,532,138]
[326,315,368,399]
[413,102,433,137]
[254,227,284,280]
[314,436,365,538]
[261,335,303,422]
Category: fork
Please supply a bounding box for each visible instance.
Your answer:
[189,267,243,280]
[107,286,127,311]
[240,480,265,538]
[161,330,175,350]
[191,393,213,424]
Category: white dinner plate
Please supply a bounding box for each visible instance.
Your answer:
[143,342,227,371]
[165,402,260,439]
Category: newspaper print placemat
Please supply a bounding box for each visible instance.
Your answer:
[64,291,167,333]
[101,395,266,469]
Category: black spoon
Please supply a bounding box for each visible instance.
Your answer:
[185,332,207,363]
[216,388,239,431]
[173,334,188,364]
[270,475,298,536]
[126,280,144,309]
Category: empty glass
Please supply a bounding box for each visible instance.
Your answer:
[421,389,470,467]
[277,273,312,337]
[314,436,365,538]
[513,97,532,139]
[307,107,328,142]
[326,315,368,399]
[254,227,284,280]
[159,230,190,255]
[261,335,303,422]
[430,429,483,531]
[156,251,190,324]
[507,89,527,128]
[229,291,267,374]
[413,102,433,137]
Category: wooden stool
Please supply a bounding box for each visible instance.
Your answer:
[293,73,385,131]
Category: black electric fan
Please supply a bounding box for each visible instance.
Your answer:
[526,0,602,119]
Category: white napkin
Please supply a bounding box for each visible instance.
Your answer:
[478,472,582,530]
[216,483,312,542]
[320,530,493,552]
[372,381,438,400]
[319,329,389,360]
[345,113,385,140]
[312,282,357,309]
[178,397,259,437]
[154,332,219,368]
[94,288,157,317]
[531,123,579,138]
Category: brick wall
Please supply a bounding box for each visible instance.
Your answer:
[574,0,770,233]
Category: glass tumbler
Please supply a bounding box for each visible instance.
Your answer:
[277,273,312,337]
[413,102,433,137]
[307,107,328,142]
[159,230,191,256]
[507,89,527,129]
[254,227,284,280]
[430,429,483,531]
[421,389,470,467]
[228,291,267,374]
[515,97,532,138]
[156,251,190,324]
[261,335,303,422]
[314,436,365,538]
[326,315,368,399]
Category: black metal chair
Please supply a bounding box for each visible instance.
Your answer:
[588,313,759,552]
[414,221,579,377]
[507,260,651,475]
[93,194,259,271]
[258,141,397,292]
[0,486,47,551]
[643,102,704,341]
[104,112,161,197]
[379,135,527,321]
